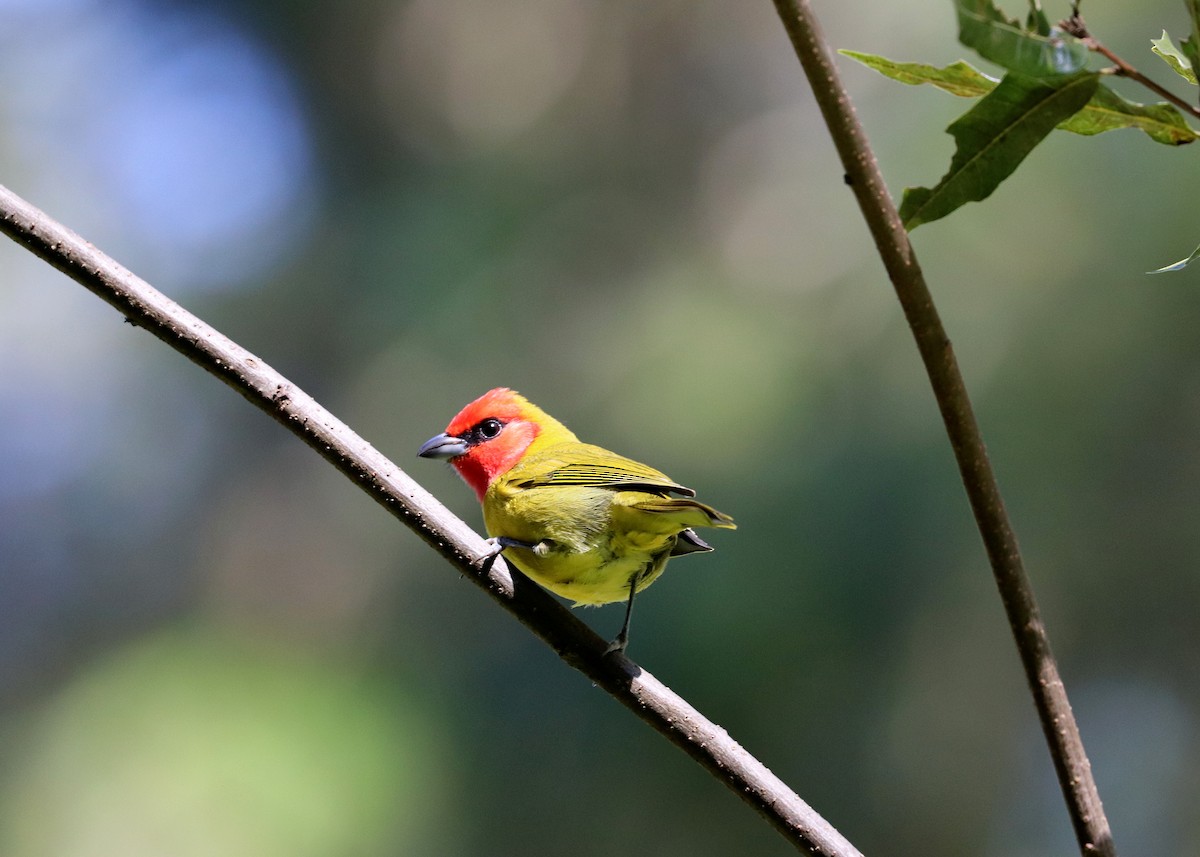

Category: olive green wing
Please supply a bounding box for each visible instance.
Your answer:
[511,443,736,531]
[510,443,696,497]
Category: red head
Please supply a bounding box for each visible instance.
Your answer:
[417,388,576,501]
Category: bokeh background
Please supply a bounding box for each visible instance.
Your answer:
[2,0,1197,854]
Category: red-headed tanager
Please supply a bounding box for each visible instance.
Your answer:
[418,387,735,653]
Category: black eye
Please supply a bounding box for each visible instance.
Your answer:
[478,418,503,440]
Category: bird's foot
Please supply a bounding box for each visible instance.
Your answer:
[603,631,629,657]
[474,538,507,573]
[475,536,545,572]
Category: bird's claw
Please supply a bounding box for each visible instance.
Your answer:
[474,538,506,573]
[475,536,546,572]
[603,632,629,657]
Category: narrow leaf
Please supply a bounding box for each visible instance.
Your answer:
[1180,0,1200,84]
[955,0,1089,77]
[839,51,997,97]
[1058,83,1199,145]
[900,71,1100,230]
[1148,242,1200,273]
[1182,38,1200,86]
[1025,0,1051,37]
[1151,30,1198,84]
[841,51,1198,145]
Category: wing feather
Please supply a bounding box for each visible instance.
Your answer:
[509,443,696,497]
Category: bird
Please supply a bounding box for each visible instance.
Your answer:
[418,387,735,654]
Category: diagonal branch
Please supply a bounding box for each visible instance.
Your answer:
[0,182,862,857]
[1060,13,1200,121]
[768,2,1115,856]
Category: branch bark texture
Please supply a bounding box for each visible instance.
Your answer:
[0,182,862,857]
[767,3,1114,856]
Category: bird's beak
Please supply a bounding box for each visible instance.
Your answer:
[418,432,469,460]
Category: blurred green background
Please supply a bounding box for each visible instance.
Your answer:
[2,0,1198,854]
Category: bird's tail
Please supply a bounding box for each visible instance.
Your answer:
[671,528,713,556]
[629,496,736,530]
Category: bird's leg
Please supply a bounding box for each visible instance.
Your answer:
[604,578,638,656]
[475,536,547,572]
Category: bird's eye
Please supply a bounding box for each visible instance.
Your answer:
[478,418,503,439]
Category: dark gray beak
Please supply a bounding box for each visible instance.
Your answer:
[418,432,469,460]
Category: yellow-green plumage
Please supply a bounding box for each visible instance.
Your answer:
[418,387,734,650]
[486,440,734,605]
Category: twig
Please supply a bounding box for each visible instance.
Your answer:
[1092,42,1200,118]
[1061,13,1200,120]
[768,2,1115,856]
[0,182,863,857]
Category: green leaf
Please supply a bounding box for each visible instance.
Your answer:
[839,51,997,97]
[1151,31,1198,84]
[842,51,1198,145]
[1149,242,1200,273]
[1180,0,1200,79]
[1025,0,1051,37]
[955,0,1090,77]
[1185,38,1200,81]
[1177,0,1200,86]
[1181,42,1200,87]
[900,71,1100,230]
[1058,83,1199,144]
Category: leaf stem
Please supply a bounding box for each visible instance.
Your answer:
[769,1,1115,855]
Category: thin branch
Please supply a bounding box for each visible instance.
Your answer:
[1092,44,1200,116]
[1061,13,1200,120]
[768,2,1115,856]
[0,182,863,857]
